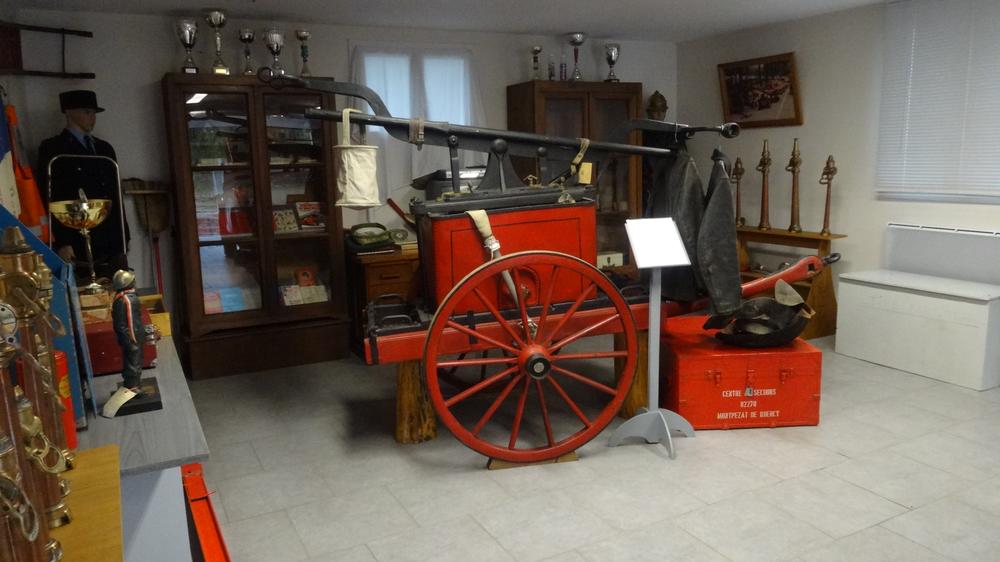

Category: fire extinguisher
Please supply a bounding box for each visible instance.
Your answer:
[52,351,76,451]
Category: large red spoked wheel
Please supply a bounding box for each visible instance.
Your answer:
[424,251,637,462]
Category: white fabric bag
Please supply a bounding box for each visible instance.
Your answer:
[334,108,381,209]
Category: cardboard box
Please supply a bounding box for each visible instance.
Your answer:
[138,294,171,337]
[660,316,821,430]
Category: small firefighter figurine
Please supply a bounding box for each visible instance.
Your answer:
[101,269,143,417]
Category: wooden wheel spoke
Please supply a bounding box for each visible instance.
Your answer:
[536,264,560,335]
[472,373,525,435]
[541,282,595,344]
[445,320,520,355]
[511,268,533,342]
[549,314,621,353]
[552,365,617,396]
[437,356,517,368]
[546,376,592,427]
[508,375,532,449]
[535,379,555,447]
[551,350,628,361]
[444,365,519,408]
[473,287,527,348]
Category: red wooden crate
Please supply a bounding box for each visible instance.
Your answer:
[660,316,821,429]
[417,201,597,312]
[85,306,158,376]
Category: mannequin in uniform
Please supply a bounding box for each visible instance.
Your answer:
[36,90,129,280]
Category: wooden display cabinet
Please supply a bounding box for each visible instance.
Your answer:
[162,74,350,378]
[506,80,643,272]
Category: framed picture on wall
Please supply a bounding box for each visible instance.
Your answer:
[717,52,803,128]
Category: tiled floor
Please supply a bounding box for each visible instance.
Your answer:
[190,336,1000,561]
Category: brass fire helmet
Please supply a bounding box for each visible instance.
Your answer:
[112,269,136,291]
[646,90,668,120]
[715,280,814,348]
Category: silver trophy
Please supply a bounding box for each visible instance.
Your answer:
[205,10,229,75]
[566,32,587,81]
[175,19,199,74]
[604,43,620,82]
[531,45,543,80]
[239,28,255,75]
[295,29,312,77]
[264,28,285,76]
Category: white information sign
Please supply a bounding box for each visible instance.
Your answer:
[625,217,691,269]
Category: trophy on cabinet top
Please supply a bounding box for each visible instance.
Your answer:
[175,19,199,74]
[531,45,543,80]
[604,43,620,82]
[295,29,312,77]
[264,28,286,76]
[48,190,111,294]
[205,10,229,75]
[239,28,256,75]
[566,32,587,81]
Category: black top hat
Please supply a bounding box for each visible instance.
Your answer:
[59,90,105,113]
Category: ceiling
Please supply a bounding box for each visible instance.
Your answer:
[15,0,883,42]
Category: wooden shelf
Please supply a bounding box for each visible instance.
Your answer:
[76,339,209,474]
[190,163,251,172]
[274,230,328,241]
[0,69,95,78]
[268,162,322,169]
[49,445,123,562]
[197,233,257,246]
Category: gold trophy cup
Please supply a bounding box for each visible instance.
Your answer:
[48,193,111,294]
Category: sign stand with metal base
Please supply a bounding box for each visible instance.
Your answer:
[608,218,695,458]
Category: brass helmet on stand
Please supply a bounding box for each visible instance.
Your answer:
[646,90,668,121]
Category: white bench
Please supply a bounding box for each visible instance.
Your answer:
[836,224,1000,390]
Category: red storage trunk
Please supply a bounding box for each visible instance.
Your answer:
[85,306,158,376]
[660,316,821,430]
[417,201,597,312]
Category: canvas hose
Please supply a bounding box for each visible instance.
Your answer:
[408,117,425,150]
[549,138,591,188]
[465,210,519,307]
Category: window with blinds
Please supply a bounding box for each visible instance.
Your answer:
[876,0,1000,203]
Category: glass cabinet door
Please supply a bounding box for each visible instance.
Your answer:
[264,94,332,308]
[186,92,263,316]
[590,96,633,215]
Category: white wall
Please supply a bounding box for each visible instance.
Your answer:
[13,8,677,314]
[678,4,1000,276]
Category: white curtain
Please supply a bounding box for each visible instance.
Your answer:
[348,43,487,228]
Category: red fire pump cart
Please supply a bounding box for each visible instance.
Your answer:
[274,73,836,464]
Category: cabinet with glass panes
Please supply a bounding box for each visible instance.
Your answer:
[163,74,349,379]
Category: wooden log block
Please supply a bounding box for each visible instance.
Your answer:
[486,451,577,470]
[395,360,437,443]
[615,330,648,418]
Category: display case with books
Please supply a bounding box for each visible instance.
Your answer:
[163,74,350,378]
